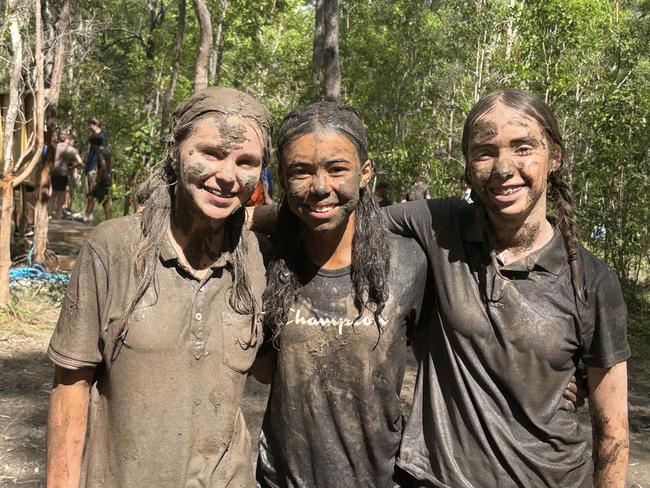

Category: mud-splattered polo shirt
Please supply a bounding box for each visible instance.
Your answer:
[48,213,266,488]
[384,199,630,488]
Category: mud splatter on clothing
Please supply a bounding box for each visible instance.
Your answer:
[48,213,267,487]
[384,199,630,488]
[257,235,429,488]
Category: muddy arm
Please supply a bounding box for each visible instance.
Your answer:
[587,362,629,488]
[245,204,278,234]
[47,365,94,488]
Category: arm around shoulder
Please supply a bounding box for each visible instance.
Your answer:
[47,365,95,488]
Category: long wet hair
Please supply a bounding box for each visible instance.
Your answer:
[263,102,391,344]
[461,88,584,301]
[110,110,271,362]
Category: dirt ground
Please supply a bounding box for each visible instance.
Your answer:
[1,220,649,486]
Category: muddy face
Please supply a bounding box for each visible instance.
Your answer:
[465,103,559,224]
[279,130,372,234]
[176,115,264,224]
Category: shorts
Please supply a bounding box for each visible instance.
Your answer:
[90,180,111,203]
[51,174,68,192]
[85,169,97,195]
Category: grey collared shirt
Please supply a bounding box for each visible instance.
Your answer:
[383,199,630,488]
[49,213,266,487]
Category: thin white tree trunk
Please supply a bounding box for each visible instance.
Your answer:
[192,0,213,91]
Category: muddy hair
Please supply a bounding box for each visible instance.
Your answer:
[461,88,584,302]
[110,111,271,362]
[263,101,391,344]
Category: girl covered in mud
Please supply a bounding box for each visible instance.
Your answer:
[255,102,430,487]
[47,87,272,487]
[386,89,630,487]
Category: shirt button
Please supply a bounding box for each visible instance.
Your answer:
[195,312,203,321]
[199,287,205,293]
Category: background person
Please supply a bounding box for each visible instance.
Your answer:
[50,132,83,219]
[401,176,432,202]
[85,134,113,221]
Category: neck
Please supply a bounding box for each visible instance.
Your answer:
[170,196,225,273]
[303,212,356,270]
[488,198,554,264]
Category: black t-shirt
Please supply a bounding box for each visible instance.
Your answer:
[383,199,631,488]
[257,235,429,488]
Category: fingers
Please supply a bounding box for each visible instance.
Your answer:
[566,375,578,394]
[563,387,577,404]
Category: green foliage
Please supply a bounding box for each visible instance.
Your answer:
[20,0,648,286]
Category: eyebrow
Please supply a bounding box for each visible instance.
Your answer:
[286,158,352,166]
[510,136,539,147]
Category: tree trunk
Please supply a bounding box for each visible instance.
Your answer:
[192,0,213,91]
[504,0,517,62]
[161,0,187,129]
[322,0,341,101]
[209,0,229,85]
[32,0,52,265]
[47,0,71,107]
[0,1,25,307]
[2,6,23,177]
[311,0,325,100]
[0,178,14,306]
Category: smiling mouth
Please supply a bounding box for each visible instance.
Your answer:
[491,185,525,196]
[201,183,236,199]
[309,204,336,213]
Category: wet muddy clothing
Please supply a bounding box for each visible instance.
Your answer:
[383,199,630,488]
[48,213,266,487]
[256,235,429,488]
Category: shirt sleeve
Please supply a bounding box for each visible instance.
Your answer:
[48,240,108,369]
[382,200,433,238]
[581,267,631,369]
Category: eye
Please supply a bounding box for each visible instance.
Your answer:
[329,165,349,174]
[515,146,533,155]
[287,166,311,178]
[471,153,492,163]
[236,158,261,168]
[201,148,227,160]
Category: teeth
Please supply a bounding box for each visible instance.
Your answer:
[204,186,231,197]
[311,206,335,213]
[494,187,521,195]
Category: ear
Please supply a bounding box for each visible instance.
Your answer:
[360,159,373,187]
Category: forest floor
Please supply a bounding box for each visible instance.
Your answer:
[0,219,649,487]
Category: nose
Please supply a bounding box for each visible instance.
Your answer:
[311,171,330,197]
[213,157,237,186]
[493,157,515,180]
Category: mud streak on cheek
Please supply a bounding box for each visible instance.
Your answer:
[237,174,259,192]
[185,161,211,179]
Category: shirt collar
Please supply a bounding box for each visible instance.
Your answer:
[159,226,234,272]
[499,229,567,276]
[462,204,567,275]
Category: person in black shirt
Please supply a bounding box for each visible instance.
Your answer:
[86,133,113,221]
[256,102,430,488]
[387,89,629,488]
